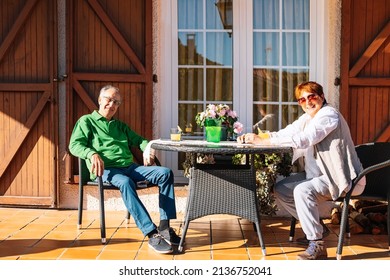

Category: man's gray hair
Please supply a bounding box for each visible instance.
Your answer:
[99,85,120,97]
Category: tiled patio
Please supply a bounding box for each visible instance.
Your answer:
[0,207,389,260]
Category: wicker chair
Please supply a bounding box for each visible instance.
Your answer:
[288,142,390,260]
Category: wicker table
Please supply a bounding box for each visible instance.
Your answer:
[151,139,291,255]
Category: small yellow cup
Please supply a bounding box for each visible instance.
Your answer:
[170,128,181,141]
[257,128,270,139]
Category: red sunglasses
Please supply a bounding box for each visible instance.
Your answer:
[297,94,319,105]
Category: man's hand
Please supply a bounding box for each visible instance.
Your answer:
[90,153,104,177]
[143,155,155,166]
[143,147,156,166]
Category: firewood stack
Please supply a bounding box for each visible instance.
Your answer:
[330,199,388,235]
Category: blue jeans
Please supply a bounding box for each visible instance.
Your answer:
[101,163,177,236]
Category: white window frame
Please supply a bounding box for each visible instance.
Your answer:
[158,0,328,182]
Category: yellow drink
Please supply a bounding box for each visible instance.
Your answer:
[170,133,181,141]
[257,128,270,139]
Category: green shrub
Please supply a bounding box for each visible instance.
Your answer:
[233,153,292,216]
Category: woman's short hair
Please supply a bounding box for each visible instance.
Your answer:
[294,81,324,100]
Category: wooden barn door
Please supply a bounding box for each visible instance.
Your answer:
[64,0,153,182]
[340,0,390,144]
[0,0,57,207]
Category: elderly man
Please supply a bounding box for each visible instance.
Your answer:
[69,85,180,254]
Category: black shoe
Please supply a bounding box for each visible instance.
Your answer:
[148,233,173,254]
[159,227,181,246]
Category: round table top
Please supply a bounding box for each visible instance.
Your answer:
[150,139,292,155]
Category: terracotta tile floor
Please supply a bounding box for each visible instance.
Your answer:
[0,207,389,260]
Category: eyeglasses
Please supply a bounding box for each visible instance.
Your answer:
[102,96,121,106]
[297,94,319,105]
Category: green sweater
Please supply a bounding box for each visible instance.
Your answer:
[69,110,148,179]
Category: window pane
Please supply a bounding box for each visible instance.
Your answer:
[253,0,310,132]
[253,0,279,29]
[179,103,204,134]
[253,68,280,102]
[206,32,232,66]
[178,0,203,29]
[253,32,279,66]
[178,68,204,101]
[282,0,309,29]
[282,104,302,128]
[178,0,234,141]
[253,104,279,132]
[178,32,204,65]
[281,69,309,102]
[282,32,309,66]
[206,0,233,31]
[206,68,233,101]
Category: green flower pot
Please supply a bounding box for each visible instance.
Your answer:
[205,126,222,143]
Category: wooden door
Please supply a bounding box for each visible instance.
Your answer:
[340,0,390,144]
[64,0,153,182]
[0,0,57,206]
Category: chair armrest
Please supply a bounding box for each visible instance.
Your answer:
[350,159,390,195]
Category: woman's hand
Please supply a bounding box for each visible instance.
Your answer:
[237,133,270,145]
[90,153,104,177]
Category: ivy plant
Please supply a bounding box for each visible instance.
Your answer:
[232,153,292,216]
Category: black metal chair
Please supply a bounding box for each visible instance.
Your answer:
[288,142,390,260]
[77,147,160,244]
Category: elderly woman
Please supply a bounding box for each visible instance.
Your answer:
[237,81,365,260]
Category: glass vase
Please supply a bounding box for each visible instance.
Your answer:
[205,126,222,143]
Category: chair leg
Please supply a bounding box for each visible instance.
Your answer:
[345,215,351,239]
[336,197,350,260]
[289,217,297,242]
[98,177,107,244]
[125,211,131,224]
[178,220,190,253]
[78,183,84,229]
[387,199,390,251]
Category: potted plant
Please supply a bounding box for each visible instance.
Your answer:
[195,104,244,141]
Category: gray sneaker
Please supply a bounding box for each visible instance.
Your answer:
[148,233,173,254]
[297,240,328,260]
[159,227,181,246]
[296,220,330,245]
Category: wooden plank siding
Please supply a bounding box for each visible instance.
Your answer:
[64,0,153,183]
[340,0,390,144]
[0,0,57,206]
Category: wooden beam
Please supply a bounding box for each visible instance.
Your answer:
[0,83,51,91]
[72,78,97,112]
[0,196,54,206]
[87,0,146,74]
[72,72,146,83]
[349,77,390,86]
[375,125,390,142]
[0,90,51,178]
[0,0,38,63]
[349,21,390,77]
